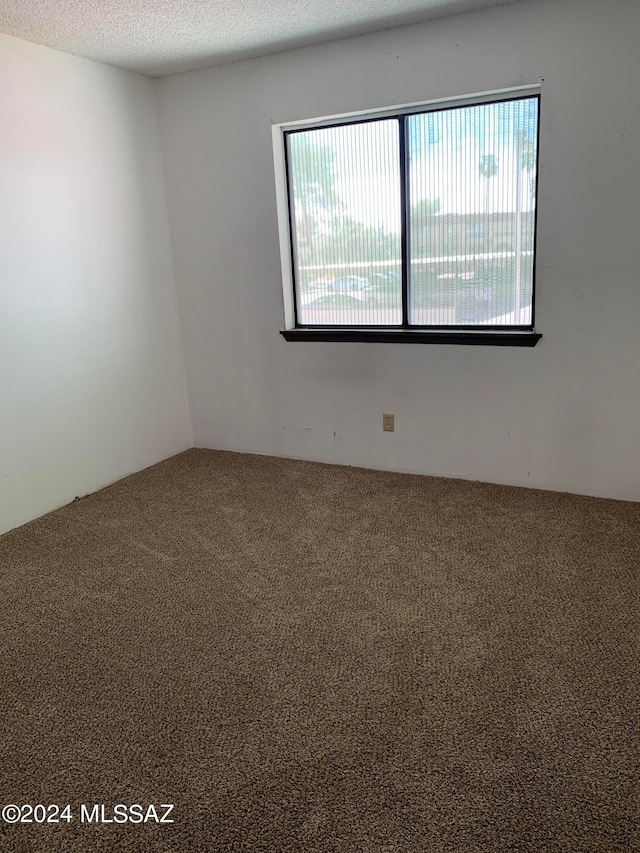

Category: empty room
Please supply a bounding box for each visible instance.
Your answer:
[1,0,638,850]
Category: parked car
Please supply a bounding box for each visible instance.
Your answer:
[307,294,365,309]
[369,272,401,287]
[452,277,497,324]
[307,277,334,292]
[328,276,368,292]
[365,272,402,306]
[326,276,379,305]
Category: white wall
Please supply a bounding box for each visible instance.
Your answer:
[0,34,192,535]
[157,0,640,501]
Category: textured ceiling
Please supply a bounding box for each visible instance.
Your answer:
[0,0,519,77]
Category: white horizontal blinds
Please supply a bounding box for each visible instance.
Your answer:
[407,97,539,327]
[287,120,401,327]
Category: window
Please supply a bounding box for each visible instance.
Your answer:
[273,87,541,346]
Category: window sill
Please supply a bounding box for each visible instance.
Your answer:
[280,328,542,346]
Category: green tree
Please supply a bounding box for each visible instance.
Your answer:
[516,131,536,172]
[316,215,399,265]
[411,197,441,219]
[410,197,441,258]
[479,154,499,214]
[289,136,404,285]
[288,136,339,267]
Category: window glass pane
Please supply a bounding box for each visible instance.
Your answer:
[407,97,538,327]
[287,120,402,326]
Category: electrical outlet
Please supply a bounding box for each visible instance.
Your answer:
[383,413,395,432]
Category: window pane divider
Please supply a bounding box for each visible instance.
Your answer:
[399,116,410,328]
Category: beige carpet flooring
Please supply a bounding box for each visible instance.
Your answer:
[0,448,638,852]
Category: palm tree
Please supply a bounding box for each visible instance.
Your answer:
[479,154,499,214]
[513,132,537,321]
